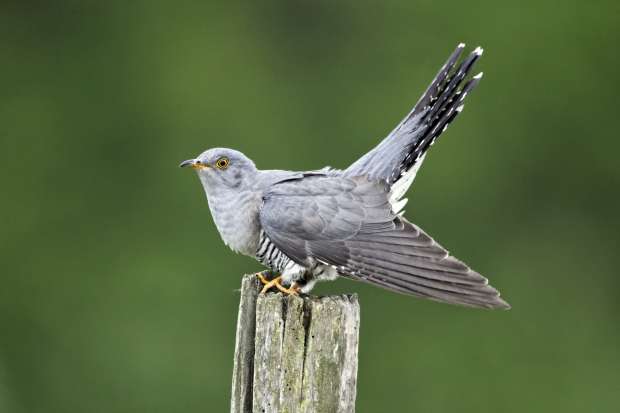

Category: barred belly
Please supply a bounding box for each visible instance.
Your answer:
[255,230,339,293]
[255,230,307,287]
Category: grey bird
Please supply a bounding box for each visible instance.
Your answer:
[180,44,510,309]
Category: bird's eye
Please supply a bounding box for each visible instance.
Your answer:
[215,157,230,170]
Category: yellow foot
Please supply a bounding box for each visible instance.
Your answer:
[277,282,301,296]
[256,271,272,287]
[256,273,300,296]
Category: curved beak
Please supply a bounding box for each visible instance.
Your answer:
[179,159,195,168]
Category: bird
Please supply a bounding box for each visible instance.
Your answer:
[180,44,510,309]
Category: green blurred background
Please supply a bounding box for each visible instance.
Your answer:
[1,1,619,412]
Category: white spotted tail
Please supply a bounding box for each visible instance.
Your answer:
[345,44,485,214]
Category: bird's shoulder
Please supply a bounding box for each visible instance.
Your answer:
[262,169,389,201]
[259,170,394,239]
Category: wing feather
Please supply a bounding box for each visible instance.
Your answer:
[259,175,509,309]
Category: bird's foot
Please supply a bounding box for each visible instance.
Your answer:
[256,271,275,287]
[277,282,301,296]
[257,273,300,296]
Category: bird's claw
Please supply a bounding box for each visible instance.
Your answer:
[256,272,300,296]
[277,282,301,296]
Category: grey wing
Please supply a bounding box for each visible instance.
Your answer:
[259,176,509,309]
[259,176,394,263]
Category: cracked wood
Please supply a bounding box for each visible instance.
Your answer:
[231,275,360,413]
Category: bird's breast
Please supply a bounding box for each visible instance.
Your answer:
[206,190,261,256]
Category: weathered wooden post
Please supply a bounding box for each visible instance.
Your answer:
[231,275,360,413]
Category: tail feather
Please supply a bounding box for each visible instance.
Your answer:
[345,44,485,207]
[402,69,484,177]
[399,43,467,128]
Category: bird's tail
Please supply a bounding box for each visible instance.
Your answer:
[345,44,484,200]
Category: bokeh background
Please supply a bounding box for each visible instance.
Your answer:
[2,1,619,412]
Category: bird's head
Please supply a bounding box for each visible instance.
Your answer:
[179,147,257,193]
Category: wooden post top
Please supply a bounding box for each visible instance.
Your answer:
[231,274,360,413]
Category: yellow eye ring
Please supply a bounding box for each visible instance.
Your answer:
[215,157,230,170]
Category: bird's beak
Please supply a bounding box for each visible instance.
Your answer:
[179,159,208,170]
